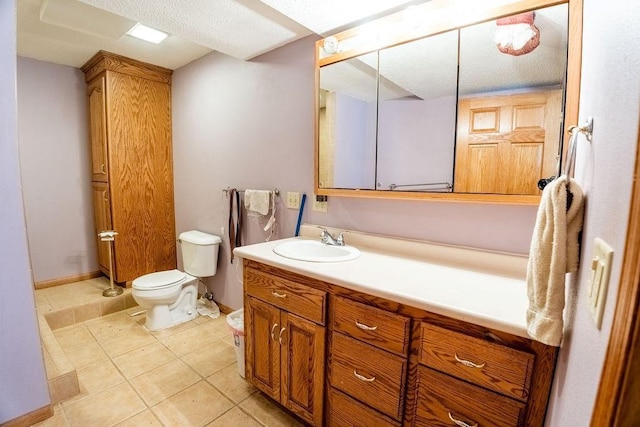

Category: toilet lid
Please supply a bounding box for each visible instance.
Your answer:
[132,270,187,291]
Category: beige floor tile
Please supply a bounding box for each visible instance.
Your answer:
[149,318,197,340]
[49,295,87,311]
[32,403,69,427]
[181,338,237,377]
[63,340,109,370]
[129,358,201,406]
[206,407,262,427]
[99,326,157,358]
[85,312,139,341]
[207,363,255,403]
[114,409,162,426]
[64,382,145,427]
[151,380,234,427]
[160,324,217,356]
[198,315,230,339]
[240,392,304,427]
[74,302,102,323]
[112,341,176,379]
[76,359,124,395]
[45,309,75,330]
[53,324,95,350]
[101,295,126,315]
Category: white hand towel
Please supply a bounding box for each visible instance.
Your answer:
[526,176,584,346]
[244,190,271,216]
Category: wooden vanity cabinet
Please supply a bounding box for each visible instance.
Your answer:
[242,260,558,427]
[82,51,176,284]
[244,266,326,426]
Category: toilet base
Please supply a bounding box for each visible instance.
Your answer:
[143,283,198,331]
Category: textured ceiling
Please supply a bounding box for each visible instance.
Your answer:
[17,0,424,70]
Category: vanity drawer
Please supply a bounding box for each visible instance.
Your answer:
[413,366,526,427]
[245,268,326,325]
[330,332,407,420]
[419,322,534,401]
[332,296,410,356]
[328,387,401,427]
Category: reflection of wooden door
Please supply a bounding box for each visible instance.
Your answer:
[454,90,562,194]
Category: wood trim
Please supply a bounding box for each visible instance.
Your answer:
[81,50,172,84]
[0,405,53,427]
[216,301,234,315]
[34,271,103,290]
[591,112,640,426]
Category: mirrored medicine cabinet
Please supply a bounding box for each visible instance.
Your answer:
[315,0,583,204]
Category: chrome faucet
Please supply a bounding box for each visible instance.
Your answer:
[320,228,344,246]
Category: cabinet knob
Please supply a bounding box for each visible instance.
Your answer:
[454,353,486,369]
[353,369,376,383]
[270,323,279,341]
[448,411,478,427]
[355,320,378,331]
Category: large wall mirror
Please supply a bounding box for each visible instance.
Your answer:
[315,0,582,204]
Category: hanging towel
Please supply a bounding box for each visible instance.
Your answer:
[244,190,271,216]
[526,176,584,346]
[228,189,243,263]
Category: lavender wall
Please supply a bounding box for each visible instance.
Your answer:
[17,57,97,284]
[544,0,640,424]
[0,0,51,422]
[172,35,539,309]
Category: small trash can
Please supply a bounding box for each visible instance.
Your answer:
[226,308,245,378]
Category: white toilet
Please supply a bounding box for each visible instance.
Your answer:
[132,230,221,331]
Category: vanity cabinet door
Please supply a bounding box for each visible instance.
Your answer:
[245,296,281,401]
[281,312,325,426]
[87,76,108,183]
[91,182,113,277]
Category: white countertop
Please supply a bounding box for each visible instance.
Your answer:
[234,228,530,339]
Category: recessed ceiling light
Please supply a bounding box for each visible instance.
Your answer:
[126,23,168,44]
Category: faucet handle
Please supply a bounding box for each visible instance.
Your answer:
[336,232,345,246]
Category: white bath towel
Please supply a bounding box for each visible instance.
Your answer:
[244,190,271,216]
[526,176,584,347]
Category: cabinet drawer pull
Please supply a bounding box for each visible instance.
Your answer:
[448,411,478,427]
[355,320,378,331]
[271,291,287,298]
[102,191,108,202]
[278,327,286,345]
[454,353,486,369]
[353,369,376,382]
[270,323,279,341]
[101,163,106,174]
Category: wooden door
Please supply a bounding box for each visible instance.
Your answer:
[454,90,562,195]
[245,297,281,401]
[87,76,108,182]
[106,71,176,282]
[91,182,113,277]
[281,312,325,426]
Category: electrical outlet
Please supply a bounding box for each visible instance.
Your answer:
[587,238,614,329]
[287,192,300,209]
[313,195,328,212]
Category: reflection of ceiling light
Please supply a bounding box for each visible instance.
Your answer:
[126,23,168,44]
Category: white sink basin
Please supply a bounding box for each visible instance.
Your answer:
[273,240,360,262]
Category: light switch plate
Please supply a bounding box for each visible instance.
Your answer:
[587,238,614,329]
[286,192,300,209]
[312,195,328,212]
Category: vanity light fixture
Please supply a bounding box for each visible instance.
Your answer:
[126,23,168,44]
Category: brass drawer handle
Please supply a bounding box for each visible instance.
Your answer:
[454,353,486,369]
[272,291,287,298]
[353,369,375,382]
[278,327,286,345]
[101,163,106,174]
[355,320,378,331]
[448,411,478,427]
[270,323,279,341]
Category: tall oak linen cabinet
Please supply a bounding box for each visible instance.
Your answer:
[82,51,176,285]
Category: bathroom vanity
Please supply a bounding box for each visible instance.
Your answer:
[234,226,558,427]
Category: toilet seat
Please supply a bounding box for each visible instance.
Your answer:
[132,269,187,291]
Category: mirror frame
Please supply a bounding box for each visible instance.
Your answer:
[314,0,583,205]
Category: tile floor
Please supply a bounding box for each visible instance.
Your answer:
[34,279,303,427]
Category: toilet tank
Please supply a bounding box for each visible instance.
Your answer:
[178,230,222,277]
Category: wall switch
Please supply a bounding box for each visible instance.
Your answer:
[312,195,328,212]
[587,238,614,329]
[286,192,300,209]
